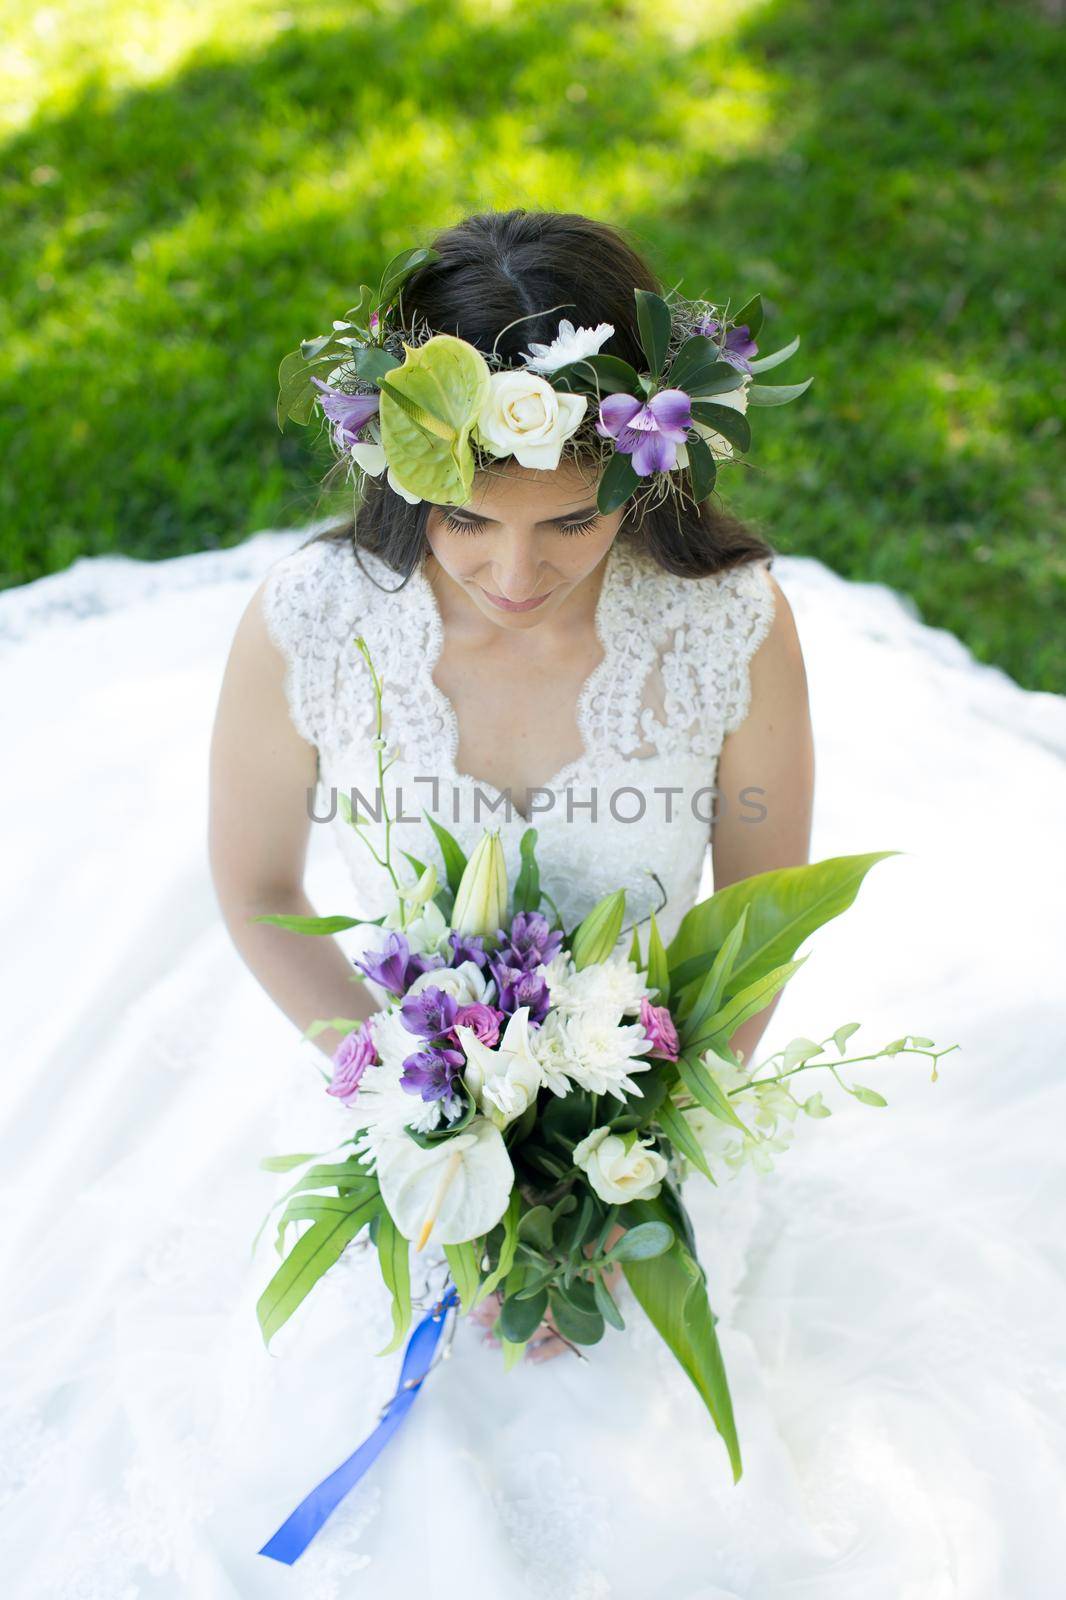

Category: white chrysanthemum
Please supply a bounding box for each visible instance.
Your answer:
[347,1055,444,1168]
[404,959,495,1008]
[538,953,648,1020]
[529,1008,577,1097]
[520,318,615,376]
[541,1010,653,1101]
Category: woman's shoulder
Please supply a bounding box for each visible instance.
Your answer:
[258,532,404,654]
[617,541,781,739]
[620,539,776,650]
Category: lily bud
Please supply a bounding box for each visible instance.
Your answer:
[451,829,507,939]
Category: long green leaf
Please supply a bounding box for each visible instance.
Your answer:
[667,853,898,998]
[621,1199,742,1481]
[676,1053,749,1132]
[425,813,468,895]
[677,906,749,1035]
[376,1208,413,1354]
[513,827,541,916]
[646,910,670,1003]
[656,1098,716,1183]
[747,377,813,406]
[683,958,806,1054]
[476,1193,521,1306]
[634,289,672,377]
[257,1185,380,1347]
[444,1240,482,1313]
[251,912,361,935]
[747,334,800,373]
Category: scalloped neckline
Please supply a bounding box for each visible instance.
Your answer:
[411,538,627,824]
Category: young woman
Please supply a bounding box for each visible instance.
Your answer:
[209,212,814,1381]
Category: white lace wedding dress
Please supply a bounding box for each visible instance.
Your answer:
[2,526,1065,1599]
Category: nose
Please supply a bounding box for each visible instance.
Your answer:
[489,538,544,601]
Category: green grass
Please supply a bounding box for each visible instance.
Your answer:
[3,0,1063,688]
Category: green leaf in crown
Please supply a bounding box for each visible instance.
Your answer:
[377,334,491,504]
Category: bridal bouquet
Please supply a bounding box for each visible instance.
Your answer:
[254,648,954,1487]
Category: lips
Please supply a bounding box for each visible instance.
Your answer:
[478,587,555,613]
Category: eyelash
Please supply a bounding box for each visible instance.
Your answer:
[439,512,601,538]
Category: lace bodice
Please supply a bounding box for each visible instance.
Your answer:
[261,533,775,942]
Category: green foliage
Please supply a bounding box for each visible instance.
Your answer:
[375,1208,413,1354]
[5,0,1062,686]
[668,853,895,998]
[443,1239,483,1313]
[256,1175,380,1348]
[424,814,468,896]
[512,827,541,916]
[620,1194,742,1481]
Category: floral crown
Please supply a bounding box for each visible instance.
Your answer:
[277,246,812,517]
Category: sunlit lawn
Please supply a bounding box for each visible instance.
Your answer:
[3,0,1063,687]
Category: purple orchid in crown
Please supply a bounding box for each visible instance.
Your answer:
[310,377,379,451]
[354,932,444,998]
[596,389,693,476]
[697,318,759,374]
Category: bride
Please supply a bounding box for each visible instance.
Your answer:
[4,209,1065,1598]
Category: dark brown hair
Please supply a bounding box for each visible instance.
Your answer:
[313,209,774,583]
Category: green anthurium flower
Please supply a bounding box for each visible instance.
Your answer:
[377,334,491,504]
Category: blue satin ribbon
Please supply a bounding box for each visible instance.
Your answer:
[258,1283,459,1565]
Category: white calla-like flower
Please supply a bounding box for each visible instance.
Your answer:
[374,1118,513,1247]
[457,1006,543,1129]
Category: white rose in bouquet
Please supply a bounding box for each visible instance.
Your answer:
[405,960,495,1008]
[573,1126,668,1205]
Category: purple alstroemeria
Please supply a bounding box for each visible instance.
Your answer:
[400,1046,465,1106]
[400,985,460,1040]
[354,934,443,998]
[310,377,379,451]
[325,1020,377,1105]
[697,318,759,374]
[495,911,563,973]
[489,959,551,1025]
[446,930,489,970]
[596,389,693,475]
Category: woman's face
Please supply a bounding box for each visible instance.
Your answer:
[423,459,623,632]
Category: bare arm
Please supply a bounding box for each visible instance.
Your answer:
[207,579,373,1060]
[712,572,815,1065]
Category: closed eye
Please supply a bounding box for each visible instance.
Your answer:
[439,512,601,537]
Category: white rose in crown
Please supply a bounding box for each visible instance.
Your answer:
[573,1126,668,1205]
[475,371,587,470]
